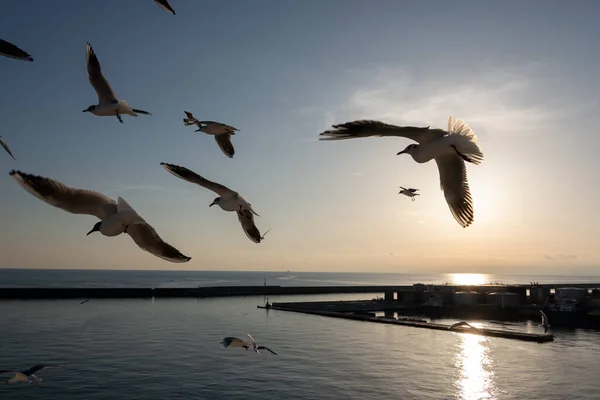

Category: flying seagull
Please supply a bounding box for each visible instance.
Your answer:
[247,333,278,355]
[9,170,191,263]
[83,43,151,123]
[0,136,16,160]
[448,321,490,344]
[399,187,419,201]
[0,365,57,385]
[154,0,175,14]
[160,162,267,243]
[0,39,33,62]
[540,310,550,333]
[183,111,238,158]
[319,116,483,228]
[80,299,90,304]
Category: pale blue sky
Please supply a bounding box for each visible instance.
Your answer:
[1,0,599,273]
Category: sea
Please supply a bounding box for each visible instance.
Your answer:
[1,269,599,400]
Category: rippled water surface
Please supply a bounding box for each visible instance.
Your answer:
[0,296,599,400]
[1,270,600,399]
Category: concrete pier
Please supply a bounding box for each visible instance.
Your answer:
[260,305,554,343]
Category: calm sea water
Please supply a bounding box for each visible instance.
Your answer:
[1,270,599,399]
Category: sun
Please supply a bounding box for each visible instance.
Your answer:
[450,273,487,285]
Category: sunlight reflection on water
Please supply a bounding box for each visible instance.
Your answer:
[455,328,497,400]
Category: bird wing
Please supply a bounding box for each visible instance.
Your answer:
[222,337,249,348]
[183,111,201,127]
[21,365,55,376]
[9,170,118,220]
[126,222,191,263]
[540,310,548,324]
[319,120,445,144]
[258,346,278,355]
[86,43,118,104]
[409,188,419,193]
[214,133,235,158]
[237,210,263,244]
[247,333,258,346]
[434,152,474,228]
[160,162,235,196]
[154,0,175,14]
[0,39,33,62]
[0,137,16,160]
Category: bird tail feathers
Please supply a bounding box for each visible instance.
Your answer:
[448,116,483,164]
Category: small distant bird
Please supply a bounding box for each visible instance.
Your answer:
[0,39,33,62]
[160,163,267,243]
[399,187,419,201]
[247,333,278,355]
[0,136,16,160]
[320,116,483,228]
[9,170,191,263]
[183,111,238,158]
[83,43,151,123]
[0,365,57,385]
[80,299,90,304]
[540,310,550,333]
[154,0,175,14]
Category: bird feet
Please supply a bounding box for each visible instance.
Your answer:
[116,113,123,123]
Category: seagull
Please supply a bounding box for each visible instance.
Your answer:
[320,116,483,228]
[0,39,33,62]
[154,0,175,14]
[80,299,90,304]
[160,162,267,243]
[448,321,490,344]
[540,310,550,333]
[0,136,16,160]
[83,43,151,123]
[9,170,191,263]
[183,111,238,158]
[0,365,57,385]
[399,187,419,201]
[247,333,278,355]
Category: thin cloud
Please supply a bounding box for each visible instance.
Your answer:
[309,62,593,136]
[544,254,580,260]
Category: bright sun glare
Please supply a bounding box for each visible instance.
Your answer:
[450,273,487,285]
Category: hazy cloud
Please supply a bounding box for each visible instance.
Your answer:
[544,254,580,260]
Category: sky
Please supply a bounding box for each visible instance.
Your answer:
[1,0,599,274]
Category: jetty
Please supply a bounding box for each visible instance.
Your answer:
[257,304,554,343]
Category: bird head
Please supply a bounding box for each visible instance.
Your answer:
[397,144,418,156]
[209,197,221,207]
[86,221,102,236]
[82,105,96,113]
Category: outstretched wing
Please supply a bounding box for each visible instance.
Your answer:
[154,0,176,14]
[160,162,235,196]
[0,39,33,62]
[258,346,278,355]
[434,152,474,228]
[86,43,118,104]
[237,210,263,244]
[0,137,16,160]
[9,170,117,220]
[221,337,250,348]
[319,120,445,144]
[127,222,191,263]
[214,133,235,158]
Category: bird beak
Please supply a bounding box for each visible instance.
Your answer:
[209,201,216,207]
[397,150,406,155]
[86,228,95,236]
[82,109,89,113]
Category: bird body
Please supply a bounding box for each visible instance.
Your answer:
[83,43,151,123]
[183,111,237,158]
[10,170,191,263]
[320,116,483,227]
[399,187,419,201]
[160,163,266,243]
